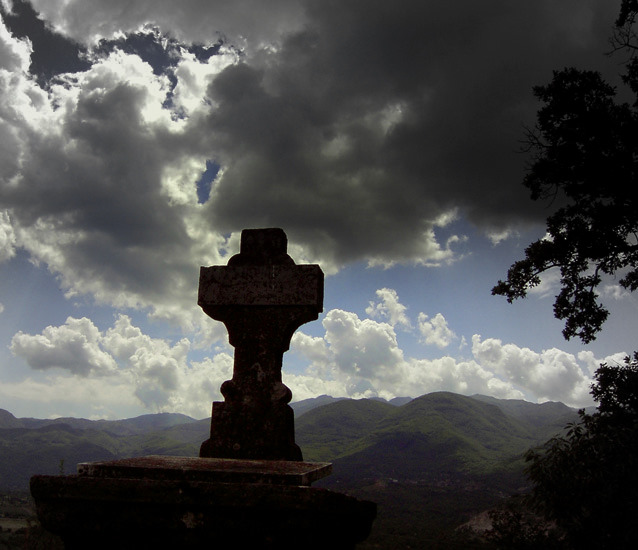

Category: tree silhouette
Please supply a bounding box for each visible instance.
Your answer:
[492,2,638,343]
[523,354,638,549]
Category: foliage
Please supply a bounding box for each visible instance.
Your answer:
[492,5,638,343]
[591,351,638,416]
[485,495,563,549]
[522,353,638,549]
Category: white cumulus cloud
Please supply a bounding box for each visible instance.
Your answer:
[10,316,117,376]
[471,335,593,405]
[323,309,405,380]
[365,288,411,329]
[0,211,16,262]
[417,312,456,348]
[9,314,232,417]
[287,288,607,407]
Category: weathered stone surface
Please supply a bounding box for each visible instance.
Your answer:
[198,228,323,460]
[198,265,323,306]
[77,455,332,486]
[31,473,376,549]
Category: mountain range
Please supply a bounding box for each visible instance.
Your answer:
[0,392,579,548]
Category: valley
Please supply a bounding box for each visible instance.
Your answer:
[0,392,578,547]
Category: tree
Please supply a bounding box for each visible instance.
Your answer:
[523,353,638,549]
[485,495,563,549]
[492,3,638,343]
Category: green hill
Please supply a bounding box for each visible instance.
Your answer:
[0,425,116,489]
[304,392,547,491]
[0,416,204,490]
[298,393,577,548]
[470,394,577,440]
[0,410,196,435]
[291,395,348,417]
[0,393,580,548]
[298,392,562,478]
[296,398,396,461]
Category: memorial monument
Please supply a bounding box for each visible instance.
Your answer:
[30,228,376,548]
[198,227,323,460]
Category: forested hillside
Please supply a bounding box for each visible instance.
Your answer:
[0,393,577,547]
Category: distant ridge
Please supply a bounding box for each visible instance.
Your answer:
[291,394,412,417]
[0,393,582,547]
[0,409,196,435]
[0,408,21,429]
[295,391,580,490]
[0,393,578,493]
[290,395,347,417]
[301,392,542,483]
[470,394,577,438]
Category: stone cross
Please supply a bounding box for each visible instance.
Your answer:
[198,228,323,461]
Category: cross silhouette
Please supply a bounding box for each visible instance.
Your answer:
[198,228,323,460]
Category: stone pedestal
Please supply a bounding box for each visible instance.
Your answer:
[31,456,376,549]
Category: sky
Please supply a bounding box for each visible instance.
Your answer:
[0,0,636,420]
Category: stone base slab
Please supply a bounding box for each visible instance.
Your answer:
[31,456,376,549]
[77,455,331,486]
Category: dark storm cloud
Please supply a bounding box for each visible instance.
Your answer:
[27,0,306,47]
[0,18,217,315]
[0,0,624,320]
[200,0,621,263]
[6,79,185,242]
[0,0,90,83]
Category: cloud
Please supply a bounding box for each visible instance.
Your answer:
[471,335,593,404]
[323,309,405,381]
[291,310,530,402]
[288,289,604,407]
[0,210,16,262]
[417,312,456,349]
[9,314,232,416]
[0,374,141,419]
[7,293,607,415]
[0,2,627,415]
[210,0,616,245]
[365,288,411,329]
[601,283,631,300]
[400,356,524,402]
[527,266,562,298]
[10,316,117,376]
[28,0,306,49]
[487,228,518,246]
[0,22,235,331]
[0,10,31,70]
[577,350,628,377]
[0,1,622,330]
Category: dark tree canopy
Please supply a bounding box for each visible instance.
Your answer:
[492,5,638,343]
[523,354,638,549]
